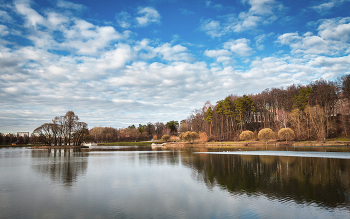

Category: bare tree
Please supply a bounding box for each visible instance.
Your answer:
[73,122,89,146]
[64,111,79,145]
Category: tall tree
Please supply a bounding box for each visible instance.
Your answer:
[216,100,225,140]
[292,86,313,138]
[73,122,89,146]
[137,124,146,135]
[205,106,213,137]
[155,122,165,139]
[341,74,350,100]
[166,120,179,135]
[64,111,79,145]
[223,97,234,139]
[292,86,313,110]
[234,95,255,132]
[145,122,155,137]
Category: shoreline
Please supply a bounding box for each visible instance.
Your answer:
[28,145,90,149]
[1,140,350,149]
[162,140,350,148]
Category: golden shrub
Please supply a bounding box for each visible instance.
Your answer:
[278,128,295,141]
[239,131,254,141]
[199,132,209,142]
[258,128,275,143]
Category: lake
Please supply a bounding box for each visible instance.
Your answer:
[1,146,350,218]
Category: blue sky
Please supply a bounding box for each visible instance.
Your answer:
[1,0,350,133]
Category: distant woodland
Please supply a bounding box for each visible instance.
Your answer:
[183,75,350,141]
[87,75,350,143]
[3,75,349,145]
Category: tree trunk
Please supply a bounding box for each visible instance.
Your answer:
[240,114,243,133]
[209,122,212,138]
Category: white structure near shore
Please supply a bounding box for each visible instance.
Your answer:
[82,142,98,146]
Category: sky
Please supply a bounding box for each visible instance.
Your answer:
[1,0,350,133]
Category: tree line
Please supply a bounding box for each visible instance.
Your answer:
[180,76,350,141]
[0,134,30,145]
[89,120,179,143]
[27,75,350,145]
[29,111,181,145]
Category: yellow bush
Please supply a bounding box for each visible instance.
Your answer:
[258,128,275,143]
[278,128,295,142]
[199,132,209,142]
[239,131,254,141]
[179,131,199,142]
[161,135,170,142]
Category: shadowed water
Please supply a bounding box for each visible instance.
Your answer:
[0,146,349,218]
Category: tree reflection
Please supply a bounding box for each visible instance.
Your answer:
[31,149,88,187]
[182,152,350,209]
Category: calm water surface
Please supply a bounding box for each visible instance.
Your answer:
[1,146,350,218]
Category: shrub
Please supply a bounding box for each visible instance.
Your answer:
[278,128,295,142]
[239,131,254,141]
[170,135,178,142]
[179,131,199,142]
[258,128,275,143]
[199,132,209,142]
[161,135,170,142]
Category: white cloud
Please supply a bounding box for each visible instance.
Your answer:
[204,49,232,57]
[0,10,12,21]
[311,0,350,13]
[58,19,128,55]
[154,43,192,62]
[135,7,161,27]
[224,38,253,56]
[255,34,266,50]
[204,49,233,65]
[132,40,193,62]
[0,24,9,35]
[116,11,131,28]
[201,0,282,37]
[312,1,335,13]
[244,0,279,15]
[15,0,45,27]
[277,18,350,55]
[56,0,86,11]
[318,17,350,42]
[200,19,225,38]
[46,11,69,26]
[277,32,345,55]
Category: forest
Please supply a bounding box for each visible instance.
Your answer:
[87,75,350,143]
[182,76,350,141]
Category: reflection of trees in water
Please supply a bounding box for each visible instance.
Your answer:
[137,150,181,166]
[31,149,88,187]
[182,152,350,209]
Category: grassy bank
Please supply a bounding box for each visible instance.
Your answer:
[0,144,31,147]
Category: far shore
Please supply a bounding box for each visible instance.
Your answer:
[28,145,90,149]
[1,140,350,149]
[162,140,350,148]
